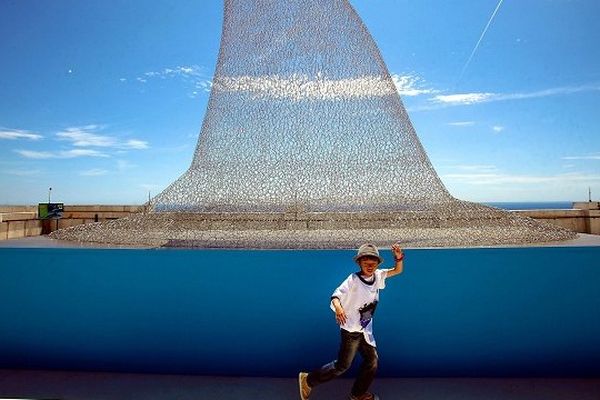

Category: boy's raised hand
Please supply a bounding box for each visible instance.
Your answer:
[391,243,403,259]
[386,243,405,278]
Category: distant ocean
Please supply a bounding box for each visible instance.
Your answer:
[483,201,573,210]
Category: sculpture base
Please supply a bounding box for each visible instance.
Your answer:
[49,202,576,248]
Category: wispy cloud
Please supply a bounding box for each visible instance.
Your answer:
[3,169,42,176]
[56,126,149,150]
[64,149,108,158]
[450,164,499,173]
[495,83,600,101]
[390,73,438,97]
[116,159,137,171]
[0,128,43,141]
[143,66,205,80]
[447,121,476,127]
[14,150,53,159]
[439,165,600,191]
[443,171,600,185]
[80,168,109,176]
[135,65,212,98]
[57,127,113,147]
[562,153,600,160]
[15,149,109,159]
[492,125,505,133]
[431,83,600,107]
[434,92,494,105]
[193,80,212,95]
[122,139,149,150]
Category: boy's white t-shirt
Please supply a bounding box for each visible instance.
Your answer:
[330,269,387,347]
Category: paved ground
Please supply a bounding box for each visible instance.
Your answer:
[1,370,600,400]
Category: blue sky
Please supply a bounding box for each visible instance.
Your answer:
[1,0,599,205]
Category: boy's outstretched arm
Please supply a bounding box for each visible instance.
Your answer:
[385,243,404,278]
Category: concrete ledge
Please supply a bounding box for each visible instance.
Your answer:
[25,220,42,236]
[574,201,600,210]
[0,222,7,241]
[0,211,37,223]
[516,209,600,235]
[0,205,38,213]
[6,221,26,239]
[517,209,585,218]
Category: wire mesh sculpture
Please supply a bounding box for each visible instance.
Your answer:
[51,0,576,248]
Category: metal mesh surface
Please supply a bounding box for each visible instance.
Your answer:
[51,0,576,248]
[152,0,452,213]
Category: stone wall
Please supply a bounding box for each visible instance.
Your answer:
[514,209,591,234]
[574,201,600,210]
[0,205,144,241]
[56,205,145,230]
[0,210,40,240]
[514,204,600,235]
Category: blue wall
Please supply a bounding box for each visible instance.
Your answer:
[1,246,599,377]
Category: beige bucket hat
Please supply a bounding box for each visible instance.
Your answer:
[353,243,383,264]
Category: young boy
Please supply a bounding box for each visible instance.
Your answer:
[299,243,404,400]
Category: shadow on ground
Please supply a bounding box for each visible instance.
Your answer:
[1,370,600,400]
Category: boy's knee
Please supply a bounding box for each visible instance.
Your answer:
[363,353,378,371]
[333,359,351,375]
[365,357,378,371]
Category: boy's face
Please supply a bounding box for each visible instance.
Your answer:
[358,256,380,278]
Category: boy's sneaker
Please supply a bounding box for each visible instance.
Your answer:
[349,392,380,400]
[298,372,312,400]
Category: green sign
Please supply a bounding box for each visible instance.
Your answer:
[38,203,64,219]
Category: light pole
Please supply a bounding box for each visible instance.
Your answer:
[48,187,52,204]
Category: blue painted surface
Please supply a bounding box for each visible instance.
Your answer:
[0,246,599,377]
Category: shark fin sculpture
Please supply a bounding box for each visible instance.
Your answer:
[51,0,576,248]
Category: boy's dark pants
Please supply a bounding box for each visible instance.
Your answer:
[307,329,378,397]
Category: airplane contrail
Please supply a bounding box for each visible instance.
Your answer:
[457,0,505,85]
